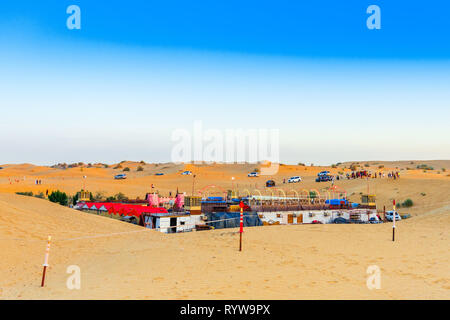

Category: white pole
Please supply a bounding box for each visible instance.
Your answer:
[41,235,52,287]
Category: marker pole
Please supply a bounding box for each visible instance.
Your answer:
[239,202,244,251]
[41,235,52,287]
[392,200,396,242]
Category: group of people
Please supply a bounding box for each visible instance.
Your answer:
[343,171,400,180]
[35,179,43,185]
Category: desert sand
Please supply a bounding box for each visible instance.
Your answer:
[0,161,449,299]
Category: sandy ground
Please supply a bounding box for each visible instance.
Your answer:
[0,161,449,299]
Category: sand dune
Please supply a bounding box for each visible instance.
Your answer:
[0,192,448,299]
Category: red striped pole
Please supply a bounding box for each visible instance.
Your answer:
[41,235,52,287]
[239,201,244,251]
[392,200,396,242]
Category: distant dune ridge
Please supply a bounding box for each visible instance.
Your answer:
[0,161,449,299]
[1,160,449,216]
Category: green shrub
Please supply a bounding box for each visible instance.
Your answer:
[123,167,130,172]
[137,166,144,172]
[417,164,434,170]
[34,192,45,199]
[16,191,33,196]
[114,192,127,201]
[402,199,413,207]
[48,190,68,206]
[94,192,105,201]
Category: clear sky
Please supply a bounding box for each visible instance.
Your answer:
[0,1,449,165]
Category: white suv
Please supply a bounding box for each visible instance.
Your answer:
[248,172,259,177]
[288,176,302,183]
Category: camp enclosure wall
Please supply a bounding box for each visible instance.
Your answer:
[205,212,263,229]
[258,208,379,224]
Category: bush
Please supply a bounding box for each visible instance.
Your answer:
[123,167,130,172]
[137,166,144,172]
[72,193,79,204]
[114,192,127,201]
[378,165,384,169]
[35,192,45,199]
[364,163,370,167]
[94,192,105,201]
[309,191,317,199]
[402,199,414,207]
[48,190,68,206]
[16,191,33,196]
[297,163,305,166]
[417,164,434,170]
[114,164,122,169]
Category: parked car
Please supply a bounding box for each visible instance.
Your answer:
[114,174,127,180]
[316,175,333,182]
[155,172,164,176]
[248,172,259,177]
[181,171,192,175]
[266,180,275,187]
[318,171,330,176]
[385,211,402,221]
[369,217,383,224]
[288,176,302,183]
[333,217,349,224]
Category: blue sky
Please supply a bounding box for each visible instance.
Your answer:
[0,1,449,165]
